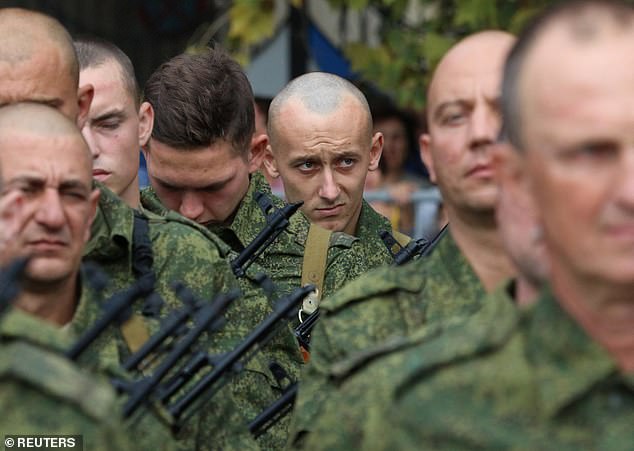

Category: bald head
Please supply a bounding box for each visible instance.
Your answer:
[0,8,92,127]
[427,30,515,123]
[0,103,92,172]
[268,72,373,148]
[0,8,78,84]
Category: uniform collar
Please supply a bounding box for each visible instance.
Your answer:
[84,183,134,261]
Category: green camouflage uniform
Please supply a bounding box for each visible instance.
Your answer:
[301,281,517,450]
[141,173,397,448]
[354,199,403,268]
[289,228,486,448]
[360,284,634,450]
[0,308,132,450]
[79,185,277,450]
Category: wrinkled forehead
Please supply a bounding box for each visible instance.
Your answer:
[0,130,92,179]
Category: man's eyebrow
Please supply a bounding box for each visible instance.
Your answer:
[433,100,470,121]
[92,109,127,123]
[59,179,91,192]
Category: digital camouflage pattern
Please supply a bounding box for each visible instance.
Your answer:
[0,308,133,450]
[141,173,395,449]
[301,281,517,450]
[354,199,405,268]
[78,184,290,450]
[289,228,487,448]
[361,285,634,451]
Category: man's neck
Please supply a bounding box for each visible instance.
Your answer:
[448,205,515,293]
[552,264,634,373]
[15,275,79,326]
[121,178,140,208]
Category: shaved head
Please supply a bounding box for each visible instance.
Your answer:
[0,103,92,171]
[268,72,373,149]
[426,30,515,123]
[0,8,78,84]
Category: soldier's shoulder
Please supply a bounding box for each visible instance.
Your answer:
[0,341,120,422]
[322,257,428,312]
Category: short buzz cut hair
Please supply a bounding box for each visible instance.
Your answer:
[501,0,634,151]
[74,36,141,108]
[268,72,373,148]
[143,48,255,156]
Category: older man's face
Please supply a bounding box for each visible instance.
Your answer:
[421,33,515,216]
[0,132,98,285]
[520,25,634,287]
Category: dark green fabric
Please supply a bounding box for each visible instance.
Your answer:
[361,286,634,451]
[289,229,486,448]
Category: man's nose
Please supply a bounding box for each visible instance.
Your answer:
[179,191,205,222]
[81,126,100,159]
[318,168,340,202]
[34,188,65,229]
[614,146,634,210]
[469,104,499,150]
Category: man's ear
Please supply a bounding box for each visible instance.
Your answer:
[248,133,268,173]
[262,144,280,179]
[419,134,437,183]
[76,84,94,129]
[368,132,384,171]
[138,102,154,147]
[84,188,101,244]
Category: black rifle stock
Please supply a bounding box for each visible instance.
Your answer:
[231,192,302,278]
[121,289,238,418]
[167,284,315,422]
[65,272,155,361]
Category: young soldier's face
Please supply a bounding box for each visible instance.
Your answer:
[145,138,253,226]
[80,59,152,207]
[265,96,382,235]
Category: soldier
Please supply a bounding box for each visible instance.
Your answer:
[287,30,517,447]
[0,103,134,449]
[264,72,408,269]
[356,1,634,449]
[0,10,283,449]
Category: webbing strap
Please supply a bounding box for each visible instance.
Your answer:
[120,212,156,354]
[300,223,332,315]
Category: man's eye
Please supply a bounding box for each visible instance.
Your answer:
[62,191,87,200]
[298,161,314,171]
[441,113,465,125]
[99,121,120,130]
[339,158,355,168]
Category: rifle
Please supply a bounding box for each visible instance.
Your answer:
[248,382,298,437]
[0,256,30,318]
[263,225,452,435]
[231,192,302,278]
[166,284,315,425]
[381,223,449,266]
[120,288,238,418]
[65,266,156,361]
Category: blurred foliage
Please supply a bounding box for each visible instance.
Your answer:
[201,0,556,108]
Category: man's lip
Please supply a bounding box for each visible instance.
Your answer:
[27,240,67,250]
[315,204,344,217]
[92,169,111,181]
[466,164,494,178]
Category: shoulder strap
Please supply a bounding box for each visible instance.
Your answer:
[120,212,156,353]
[392,230,411,247]
[300,223,333,314]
